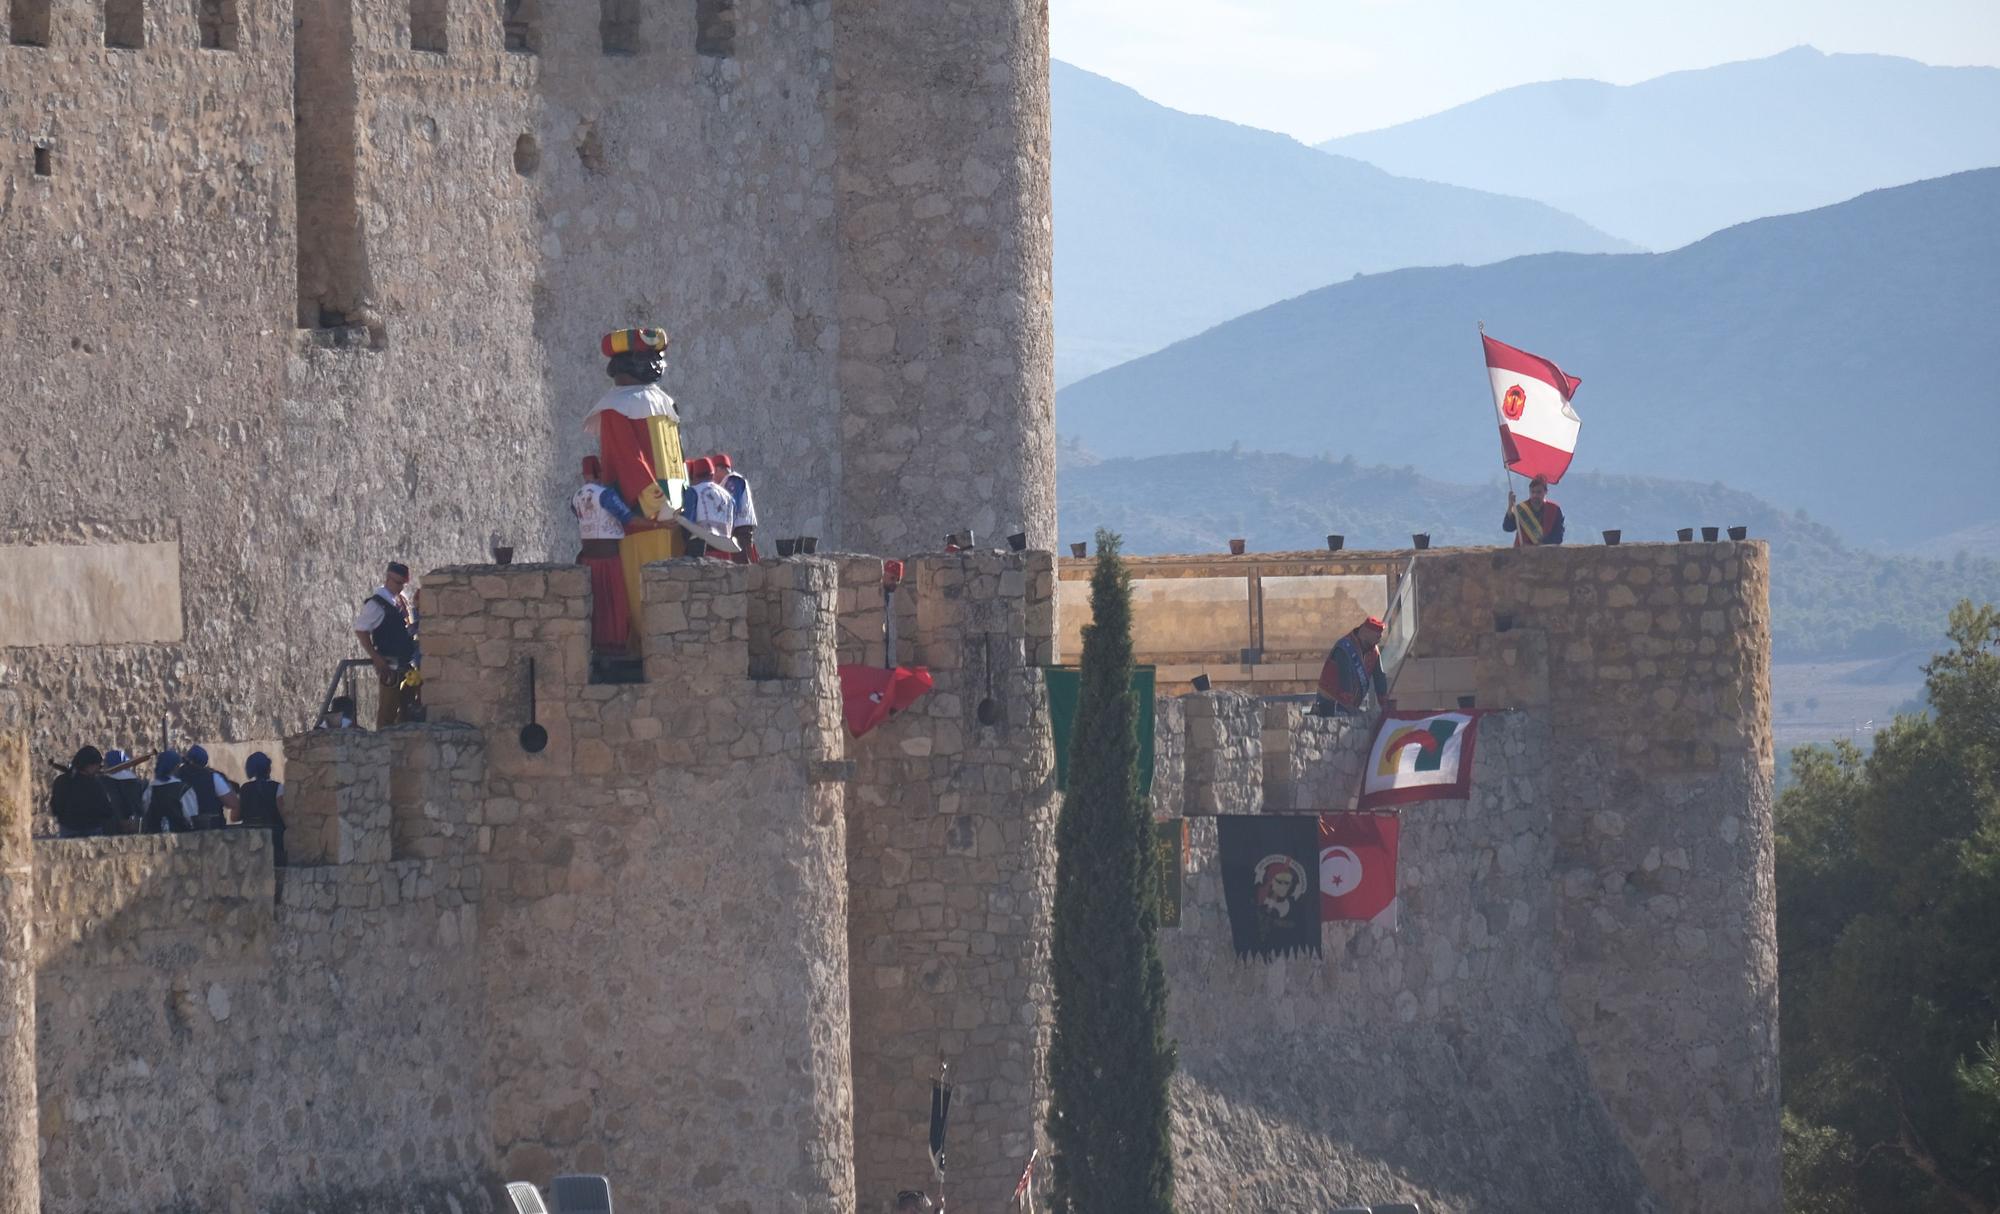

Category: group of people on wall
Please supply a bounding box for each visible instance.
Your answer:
[46,744,285,862]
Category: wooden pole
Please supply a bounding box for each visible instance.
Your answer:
[1482,321,1521,531]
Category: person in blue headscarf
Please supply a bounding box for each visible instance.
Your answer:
[238,752,287,884]
[143,751,198,834]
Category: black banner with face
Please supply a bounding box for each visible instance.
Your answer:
[1217,815,1322,961]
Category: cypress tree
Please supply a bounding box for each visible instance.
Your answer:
[1047,529,1177,1213]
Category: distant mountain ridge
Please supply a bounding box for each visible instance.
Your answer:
[1319,47,2000,250]
[1051,61,1631,385]
[1056,169,2000,548]
[1058,449,2000,661]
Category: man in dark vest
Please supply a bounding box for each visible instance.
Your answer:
[101,747,148,827]
[353,560,417,728]
[176,745,239,828]
[142,750,199,834]
[49,746,117,838]
[238,751,286,896]
[1313,615,1390,716]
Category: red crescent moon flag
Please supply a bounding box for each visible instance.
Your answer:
[1484,333,1582,484]
[1319,812,1400,926]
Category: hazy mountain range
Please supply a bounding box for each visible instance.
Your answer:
[1320,47,2000,251]
[1058,448,2000,661]
[1051,61,1630,385]
[1055,169,2000,550]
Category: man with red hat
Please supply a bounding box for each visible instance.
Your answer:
[585,327,688,650]
[681,457,737,559]
[1314,615,1389,716]
[573,454,663,654]
[709,453,759,564]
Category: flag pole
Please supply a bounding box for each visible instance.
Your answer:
[1480,321,1518,515]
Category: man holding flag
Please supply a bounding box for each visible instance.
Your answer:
[1482,329,1581,545]
[1503,474,1565,546]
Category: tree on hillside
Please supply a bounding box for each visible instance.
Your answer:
[1778,601,2000,1214]
[1046,528,1178,1214]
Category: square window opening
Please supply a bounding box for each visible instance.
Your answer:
[197,0,238,49]
[105,0,145,49]
[599,0,637,55]
[695,0,734,58]
[9,0,52,46]
[500,0,537,53]
[409,0,445,52]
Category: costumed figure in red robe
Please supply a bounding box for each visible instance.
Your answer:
[584,328,688,652]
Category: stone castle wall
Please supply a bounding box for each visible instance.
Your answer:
[0,0,1053,788]
[1162,711,1661,1213]
[0,541,1778,1213]
[31,826,492,1214]
[1087,540,1775,1212]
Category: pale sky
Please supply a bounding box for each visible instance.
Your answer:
[1050,0,2000,142]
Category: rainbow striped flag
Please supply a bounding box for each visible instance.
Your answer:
[1359,709,1481,808]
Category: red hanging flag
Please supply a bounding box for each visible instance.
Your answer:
[1484,333,1582,484]
[838,664,934,738]
[1319,812,1400,927]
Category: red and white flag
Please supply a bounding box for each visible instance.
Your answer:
[1319,812,1400,927]
[1484,333,1582,484]
[1013,1148,1038,1207]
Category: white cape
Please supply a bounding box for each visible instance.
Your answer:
[583,383,679,435]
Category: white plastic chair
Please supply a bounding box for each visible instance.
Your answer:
[504,1182,549,1214]
[550,1174,614,1214]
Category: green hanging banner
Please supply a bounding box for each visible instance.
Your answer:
[1044,665,1155,795]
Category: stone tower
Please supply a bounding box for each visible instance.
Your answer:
[829,0,1058,555]
[0,0,1054,772]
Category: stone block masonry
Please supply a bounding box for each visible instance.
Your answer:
[32,827,494,1214]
